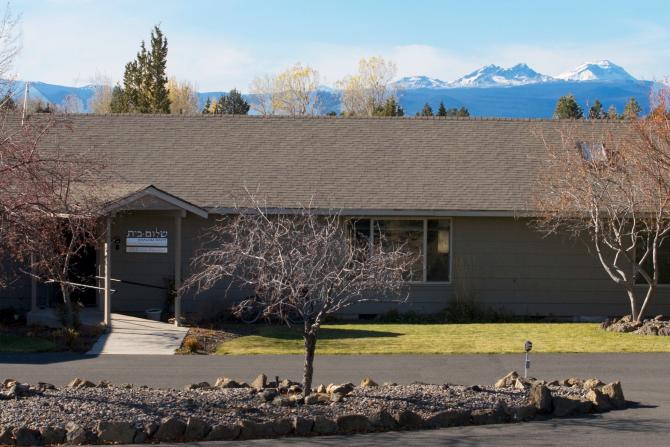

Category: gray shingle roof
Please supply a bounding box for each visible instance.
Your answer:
[29,114,626,214]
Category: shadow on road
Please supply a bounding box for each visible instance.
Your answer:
[0,353,97,364]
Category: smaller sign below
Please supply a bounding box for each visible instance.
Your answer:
[126,237,168,247]
[127,246,168,254]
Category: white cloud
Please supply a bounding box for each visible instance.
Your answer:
[168,37,256,91]
[11,10,670,91]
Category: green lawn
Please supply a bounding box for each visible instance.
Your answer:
[216,323,670,355]
[0,334,57,353]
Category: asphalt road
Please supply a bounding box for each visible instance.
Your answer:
[1,353,668,446]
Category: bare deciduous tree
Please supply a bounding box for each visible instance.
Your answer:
[182,194,415,393]
[535,104,670,322]
[167,77,199,115]
[0,4,20,97]
[249,63,321,116]
[88,73,114,114]
[248,74,274,116]
[336,56,398,116]
[60,94,83,114]
[1,115,104,326]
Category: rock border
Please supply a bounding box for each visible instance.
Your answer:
[0,373,629,445]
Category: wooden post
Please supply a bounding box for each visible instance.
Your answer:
[174,211,183,326]
[103,216,112,329]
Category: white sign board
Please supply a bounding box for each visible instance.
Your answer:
[126,229,168,254]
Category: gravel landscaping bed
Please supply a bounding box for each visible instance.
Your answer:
[0,373,629,445]
[602,314,670,335]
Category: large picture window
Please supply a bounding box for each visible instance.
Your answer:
[636,242,670,285]
[349,218,451,283]
[374,220,424,281]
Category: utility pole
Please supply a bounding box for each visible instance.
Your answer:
[21,81,29,125]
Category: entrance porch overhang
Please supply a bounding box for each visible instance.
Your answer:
[98,185,208,329]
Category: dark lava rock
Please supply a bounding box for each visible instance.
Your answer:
[336,414,371,433]
[184,417,211,441]
[14,427,42,446]
[313,417,338,435]
[154,417,186,442]
[206,424,240,441]
[292,417,314,436]
[96,421,136,444]
[395,409,423,429]
[40,426,66,445]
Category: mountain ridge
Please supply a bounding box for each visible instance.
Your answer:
[11,60,652,117]
[393,60,637,89]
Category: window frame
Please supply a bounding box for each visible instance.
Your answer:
[634,241,670,287]
[357,216,453,285]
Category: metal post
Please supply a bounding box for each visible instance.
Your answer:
[103,216,112,329]
[524,340,533,378]
[524,352,529,378]
[174,212,183,326]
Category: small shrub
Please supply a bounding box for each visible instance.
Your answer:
[62,328,80,350]
[56,302,82,329]
[377,300,513,324]
[182,335,201,353]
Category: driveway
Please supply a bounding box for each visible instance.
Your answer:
[86,313,188,355]
[0,353,668,446]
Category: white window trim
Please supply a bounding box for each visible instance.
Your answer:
[363,216,453,285]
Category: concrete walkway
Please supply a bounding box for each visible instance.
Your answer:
[86,313,188,355]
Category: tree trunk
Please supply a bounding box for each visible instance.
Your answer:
[302,329,317,396]
[62,287,74,328]
[625,286,639,322]
[637,285,656,323]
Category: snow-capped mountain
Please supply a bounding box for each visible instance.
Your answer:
[448,63,553,88]
[555,60,636,82]
[393,75,448,89]
[10,60,650,117]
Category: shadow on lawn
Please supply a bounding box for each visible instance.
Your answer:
[260,327,403,341]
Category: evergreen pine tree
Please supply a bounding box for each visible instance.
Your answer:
[437,101,447,117]
[215,89,250,114]
[554,94,583,119]
[110,84,129,113]
[457,106,470,117]
[588,99,605,119]
[421,103,433,116]
[112,26,170,114]
[146,26,170,113]
[607,105,619,120]
[623,97,642,119]
[374,97,404,116]
[34,101,54,113]
[202,97,211,114]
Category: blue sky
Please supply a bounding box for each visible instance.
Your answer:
[12,0,670,90]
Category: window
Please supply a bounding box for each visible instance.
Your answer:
[427,219,451,282]
[374,220,424,281]
[578,141,607,162]
[636,242,670,285]
[350,219,371,244]
[348,217,452,283]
